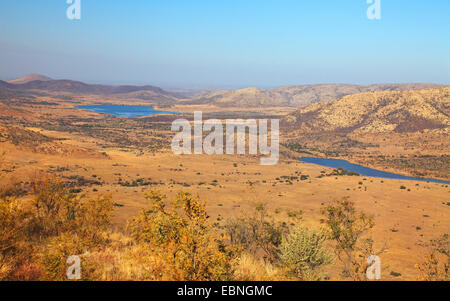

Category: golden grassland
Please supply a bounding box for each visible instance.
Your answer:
[0,89,449,281]
[1,139,449,280]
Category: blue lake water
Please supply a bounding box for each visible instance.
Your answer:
[298,157,450,185]
[77,104,177,118]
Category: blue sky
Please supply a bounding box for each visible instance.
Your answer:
[0,0,449,88]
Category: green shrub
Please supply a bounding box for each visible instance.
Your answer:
[280,226,332,280]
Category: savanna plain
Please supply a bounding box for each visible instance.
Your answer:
[0,75,448,281]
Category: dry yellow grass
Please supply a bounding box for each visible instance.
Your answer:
[0,87,448,281]
[1,139,448,280]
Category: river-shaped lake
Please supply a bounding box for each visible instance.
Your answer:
[298,157,450,185]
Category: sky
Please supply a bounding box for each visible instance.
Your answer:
[0,0,449,89]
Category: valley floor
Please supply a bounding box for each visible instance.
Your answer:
[0,91,448,281]
[2,136,449,280]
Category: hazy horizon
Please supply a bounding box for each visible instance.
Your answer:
[1,1,449,89]
[3,72,448,91]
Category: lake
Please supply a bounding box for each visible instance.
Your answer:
[77,104,177,118]
[298,157,450,185]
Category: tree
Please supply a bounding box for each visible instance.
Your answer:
[321,198,374,278]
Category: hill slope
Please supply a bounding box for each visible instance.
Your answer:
[281,87,450,134]
[0,75,182,100]
[0,80,14,89]
[7,74,53,84]
[188,83,445,108]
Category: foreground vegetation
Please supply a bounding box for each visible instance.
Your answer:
[1,170,448,281]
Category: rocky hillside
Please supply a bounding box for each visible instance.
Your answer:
[187,84,444,108]
[281,87,450,134]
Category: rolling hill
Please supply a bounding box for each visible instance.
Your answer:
[7,73,53,84]
[0,80,14,89]
[187,83,445,108]
[0,123,54,147]
[1,74,183,99]
[281,87,450,134]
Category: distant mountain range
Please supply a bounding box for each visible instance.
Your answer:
[281,87,450,134]
[186,83,445,107]
[1,74,447,109]
[0,74,182,98]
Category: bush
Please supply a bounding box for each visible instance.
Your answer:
[280,226,333,280]
[40,233,85,281]
[416,234,449,281]
[225,203,286,262]
[1,175,114,280]
[0,196,34,280]
[30,176,79,238]
[127,190,239,280]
